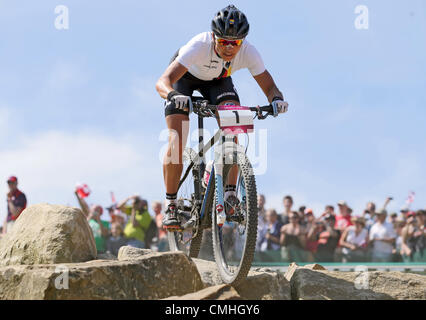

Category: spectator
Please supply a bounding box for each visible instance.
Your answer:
[320,205,335,219]
[75,191,110,253]
[335,201,353,231]
[298,206,307,226]
[118,195,153,249]
[3,176,27,234]
[401,210,426,262]
[339,217,369,262]
[257,209,283,262]
[393,219,406,262]
[305,208,321,262]
[256,194,267,251]
[362,201,376,231]
[152,201,169,252]
[107,205,127,228]
[279,195,293,225]
[106,222,128,256]
[280,211,307,262]
[389,212,398,224]
[316,214,340,262]
[369,209,397,262]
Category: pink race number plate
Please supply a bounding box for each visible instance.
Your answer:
[217,105,254,135]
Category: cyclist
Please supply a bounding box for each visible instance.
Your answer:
[156,5,289,229]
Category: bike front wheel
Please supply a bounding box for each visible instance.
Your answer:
[211,151,258,285]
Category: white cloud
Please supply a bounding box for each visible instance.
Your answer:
[0,130,165,222]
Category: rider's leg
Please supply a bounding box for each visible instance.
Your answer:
[163,113,190,198]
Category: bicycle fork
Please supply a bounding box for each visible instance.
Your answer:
[213,135,245,227]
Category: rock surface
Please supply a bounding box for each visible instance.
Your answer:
[117,246,152,261]
[285,263,426,300]
[192,258,291,300]
[164,284,241,300]
[0,251,204,300]
[0,204,96,266]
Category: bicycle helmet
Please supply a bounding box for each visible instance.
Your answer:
[211,5,249,39]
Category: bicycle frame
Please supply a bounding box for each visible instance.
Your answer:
[178,111,248,228]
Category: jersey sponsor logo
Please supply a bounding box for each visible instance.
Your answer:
[217,92,237,100]
[203,65,218,69]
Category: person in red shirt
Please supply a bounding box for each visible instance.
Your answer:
[335,200,353,231]
[3,176,27,234]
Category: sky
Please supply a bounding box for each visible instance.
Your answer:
[1,0,425,222]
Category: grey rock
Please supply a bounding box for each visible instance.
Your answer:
[285,263,426,300]
[192,258,291,300]
[0,251,204,300]
[117,246,152,261]
[0,204,96,266]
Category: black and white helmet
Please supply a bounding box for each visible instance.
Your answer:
[211,5,249,40]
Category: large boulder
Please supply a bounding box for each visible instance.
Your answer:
[192,258,291,300]
[0,204,96,266]
[285,263,426,300]
[0,251,204,300]
[164,284,241,300]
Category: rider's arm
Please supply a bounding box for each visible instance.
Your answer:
[155,61,189,99]
[253,70,284,103]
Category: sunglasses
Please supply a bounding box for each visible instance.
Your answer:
[216,37,244,47]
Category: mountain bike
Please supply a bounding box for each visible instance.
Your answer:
[167,97,276,285]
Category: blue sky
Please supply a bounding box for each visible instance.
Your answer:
[1,0,425,222]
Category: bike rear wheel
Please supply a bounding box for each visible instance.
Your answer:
[167,148,204,258]
[211,151,258,285]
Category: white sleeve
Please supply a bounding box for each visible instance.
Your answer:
[245,44,266,77]
[175,39,205,69]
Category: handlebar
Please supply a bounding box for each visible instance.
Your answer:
[191,97,274,120]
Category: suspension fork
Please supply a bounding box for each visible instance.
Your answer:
[214,134,237,227]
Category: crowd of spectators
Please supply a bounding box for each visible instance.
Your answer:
[253,195,426,263]
[74,190,169,256]
[2,176,425,264]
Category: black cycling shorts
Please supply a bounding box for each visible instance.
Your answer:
[164,52,240,117]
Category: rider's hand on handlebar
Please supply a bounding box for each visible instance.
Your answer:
[167,90,193,112]
[271,98,289,117]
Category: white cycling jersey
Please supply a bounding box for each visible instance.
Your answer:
[175,32,266,81]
